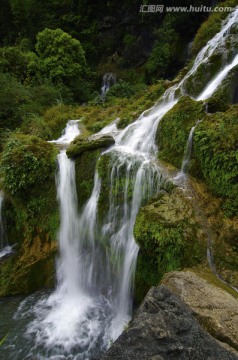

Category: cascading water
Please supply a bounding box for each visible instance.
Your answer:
[181,125,196,175]
[197,53,238,101]
[173,120,201,183]
[0,191,12,259]
[2,7,238,360]
[101,73,116,97]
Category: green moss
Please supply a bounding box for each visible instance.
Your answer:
[184,53,224,97]
[134,188,206,301]
[205,95,229,113]
[97,153,112,222]
[191,267,238,299]
[157,96,205,168]
[43,104,83,139]
[0,131,60,295]
[193,106,238,216]
[1,133,57,196]
[210,66,238,106]
[75,149,104,208]
[134,254,159,305]
[67,135,115,159]
[0,236,57,296]
[191,0,238,56]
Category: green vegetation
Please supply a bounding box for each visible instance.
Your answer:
[0,0,237,300]
[0,134,59,296]
[193,106,238,217]
[1,134,56,195]
[67,135,115,159]
[192,0,238,56]
[35,28,92,102]
[157,96,205,168]
[0,133,59,240]
[134,188,206,302]
[106,80,135,99]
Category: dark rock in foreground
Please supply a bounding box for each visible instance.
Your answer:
[99,286,238,360]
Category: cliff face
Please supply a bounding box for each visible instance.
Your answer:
[99,281,238,360]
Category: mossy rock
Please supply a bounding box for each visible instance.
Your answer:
[184,51,225,97]
[205,95,229,113]
[97,153,113,223]
[0,132,60,295]
[75,149,105,208]
[0,231,57,296]
[72,136,116,208]
[67,135,115,159]
[134,187,206,303]
[157,96,205,169]
[210,65,238,106]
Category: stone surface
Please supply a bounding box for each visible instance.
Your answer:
[66,135,115,159]
[99,285,238,360]
[162,270,238,354]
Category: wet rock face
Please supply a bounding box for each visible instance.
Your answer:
[162,270,238,355]
[99,286,238,360]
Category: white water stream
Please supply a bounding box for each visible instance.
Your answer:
[2,7,238,360]
[0,191,12,259]
[101,73,116,96]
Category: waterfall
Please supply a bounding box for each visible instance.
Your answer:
[0,191,12,259]
[173,120,201,183]
[101,73,116,96]
[197,53,238,101]
[0,192,5,251]
[180,125,196,175]
[12,7,238,360]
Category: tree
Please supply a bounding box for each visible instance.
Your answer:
[0,46,38,83]
[36,28,86,83]
[34,28,91,101]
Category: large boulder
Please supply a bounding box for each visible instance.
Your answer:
[99,285,237,360]
[162,270,238,355]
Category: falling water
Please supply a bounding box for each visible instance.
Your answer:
[0,191,12,259]
[3,7,238,360]
[173,120,201,183]
[197,53,238,101]
[0,192,5,251]
[181,125,196,175]
[22,121,115,360]
[101,73,116,96]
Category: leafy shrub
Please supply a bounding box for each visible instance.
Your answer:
[106,80,135,99]
[0,72,30,129]
[1,134,57,196]
[35,28,89,102]
[20,115,53,140]
[0,46,38,83]
[145,26,180,81]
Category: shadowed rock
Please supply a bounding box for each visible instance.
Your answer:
[99,286,238,360]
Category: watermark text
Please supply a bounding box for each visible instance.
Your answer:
[139,4,235,13]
